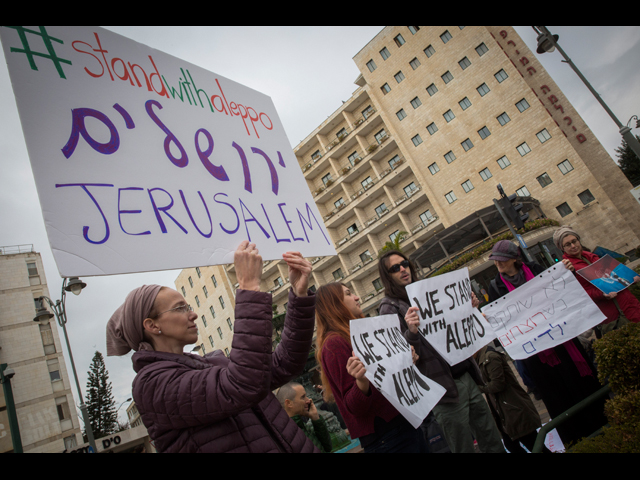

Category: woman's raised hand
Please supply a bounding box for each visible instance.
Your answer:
[282,251,312,297]
[234,241,263,292]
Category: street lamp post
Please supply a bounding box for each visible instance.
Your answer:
[533,26,640,161]
[33,277,97,453]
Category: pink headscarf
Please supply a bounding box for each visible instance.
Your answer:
[106,284,163,356]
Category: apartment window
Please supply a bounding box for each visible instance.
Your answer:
[347,224,359,236]
[55,397,71,423]
[459,97,472,110]
[497,155,511,169]
[26,262,38,277]
[217,327,223,339]
[211,274,217,287]
[497,112,510,126]
[389,230,401,242]
[461,138,474,151]
[375,203,388,217]
[516,98,530,112]
[396,109,407,121]
[404,182,418,196]
[201,315,207,327]
[195,295,200,307]
[394,71,405,83]
[322,173,333,186]
[394,34,405,47]
[203,285,208,298]
[556,202,573,217]
[412,134,423,146]
[444,151,456,164]
[333,268,344,280]
[517,142,531,156]
[219,296,225,309]
[495,69,508,83]
[516,186,531,197]
[475,42,489,56]
[366,59,377,72]
[389,155,401,169]
[195,266,201,278]
[209,335,214,348]
[558,159,574,175]
[227,317,233,331]
[424,45,435,57]
[311,150,321,160]
[375,129,388,144]
[274,276,284,288]
[380,47,390,60]
[334,197,345,209]
[409,57,421,70]
[210,305,216,318]
[479,167,492,181]
[348,152,360,165]
[427,83,438,96]
[40,323,56,355]
[381,83,391,95]
[478,126,491,140]
[427,122,438,135]
[458,56,471,70]
[410,96,422,109]
[537,172,553,188]
[361,176,373,189]
[362,106,375,119]
[537,128,552,143]
[48,359,61,382]
[461,179,474,193]
[181,286,186,296]
[477,83,490,96]
[188,276,193,288]
[440,30,452,43]
[445,191,457,204]
[373,278,384,292]
[441,71,454,84]
[428,162,440,175]
[360,250,373,263]
[578,189,595,205]
[408,26,420,35]
[420,210,434,225]
[443,109,455,122]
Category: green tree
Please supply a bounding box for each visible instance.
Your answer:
[378,230,408,256]
[615,135,640,186]
[85,351,118,439]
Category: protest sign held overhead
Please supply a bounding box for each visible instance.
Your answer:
[405,268,496,366]
[350,314,446,429]
[0,26,335,277]
[481,265,606,360]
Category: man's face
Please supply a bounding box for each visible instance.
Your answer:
[288,385,311,416]
[387,254,412,287]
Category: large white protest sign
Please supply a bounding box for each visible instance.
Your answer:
[350,314,446,429]
[0,26,335,277]
[405,268,496,366]
[480,265,606,360]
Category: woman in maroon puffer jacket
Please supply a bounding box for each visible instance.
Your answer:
[106,241,319,453]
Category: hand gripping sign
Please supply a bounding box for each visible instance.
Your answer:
[350,314,446,429]
[405,268,496,366]
[0,26,335,276]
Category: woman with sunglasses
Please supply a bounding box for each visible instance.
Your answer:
[315,282,428,452]
[106,241,319,453]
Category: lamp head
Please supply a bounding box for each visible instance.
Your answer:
[65,277,86,296]
[536,31,559,54]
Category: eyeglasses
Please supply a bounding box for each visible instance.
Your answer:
[388,260,410,273]
[153,304,193,318]
[562,239,580,249]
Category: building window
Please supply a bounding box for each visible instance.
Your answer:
[201,315,207,327]
[375,129,388,144]
[274,276,284,288]
[389,155,401,169]
[209,335,214,348]
[497,155,511,169]
[427,122,438,135]
[428,162,440,175]
[440,30,452,43]
[361,176,373,189]
[461,138,474,151]
[479,167,492,181]
[380,47,390,60]
[203,286,208,298]
[211,275,217,287]
[40,323,56,355]
[477,83,490,96]
[381,83,391,95]
[217,327,223,339]
[322,173,333,186]
[444,151,456,163]
[219,296,225,309]
[360,250,373,263]
[420,210,434,225]
[556,202,573,217]
[475,42,489,56]
[458,56,471,70]
[459,97,471,110]
[181,286,186,296]
[210,305,216,318]
[497,112,510,126]
[334,197,345,209]
[495,69,508,83]
[389,230,401,242]
[366,59,377,72]
[195,266,201,278]
[362,106,375,119]
[347,224,359,236]
[188,276,193,288]
[461,179,474,193]
[537,172,553,188]
[394,71,405,83]
[227,317,233,331]
[410,96,422,109]
[373,278,384,292]
[443,109,455,122]
[394,34,405,47]
[516,185,531,197]
[412,134,423,146]
[478,126,491,139]
[517,142,531,156]
[333,268,344,280]
[537,128,552,143]
[409,26,420,35]
[558,159,574,175]
[410,57,421,70]
[375,203,388,218]
[396,109,407,121]
[427,83,438,96]
[424,45,435,57]
[516,98,530,112]
[404,182,418,196]
[195,295,200,307]
[441,71,454,84]
[445,191,457,204]
[348,152,360,166]
[578,189,596,205]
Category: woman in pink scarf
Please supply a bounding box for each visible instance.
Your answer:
[486,240,606,449]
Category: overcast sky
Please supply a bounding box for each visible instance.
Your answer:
[1,26,639,429]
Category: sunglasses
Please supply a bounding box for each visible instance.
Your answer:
[388,260,410,273]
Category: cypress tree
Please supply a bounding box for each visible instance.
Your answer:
[84,351,118,439]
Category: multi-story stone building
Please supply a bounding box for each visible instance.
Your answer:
[0,245,83,452]
[179,26,640,340]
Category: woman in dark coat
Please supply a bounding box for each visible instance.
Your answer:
[487,240,607,448]
[106,241,319,453]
